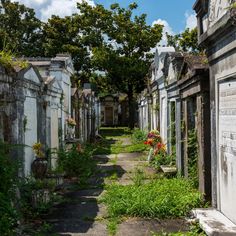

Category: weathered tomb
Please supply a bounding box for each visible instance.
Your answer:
[0,63,45,176]
[178,54,211,200]
[194,0,236,224]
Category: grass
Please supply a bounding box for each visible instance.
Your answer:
[99,127,132,137]
[91,141,147,155]
[101,178,203,219]
[107,217,121,236]
[91,127,148,155]
[130,168,146,186]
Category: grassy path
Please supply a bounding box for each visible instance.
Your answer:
[44,128,203,236]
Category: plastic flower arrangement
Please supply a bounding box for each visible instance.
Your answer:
[32,142,44,158]
[144,129,166,155]
[67,117,76,127]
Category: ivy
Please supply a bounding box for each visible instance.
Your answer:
[187,129,198,188]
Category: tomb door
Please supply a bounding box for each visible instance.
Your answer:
[105,107,113,125]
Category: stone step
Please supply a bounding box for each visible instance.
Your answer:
[192,208,236,235]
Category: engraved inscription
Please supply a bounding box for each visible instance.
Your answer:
[219,80,236,154]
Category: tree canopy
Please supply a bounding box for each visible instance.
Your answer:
[77,2,163,127]
[0,0,163,128]
[0,0,43,56]
[166,28,202,54]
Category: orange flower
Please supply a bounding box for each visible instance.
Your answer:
[144,139,154,146]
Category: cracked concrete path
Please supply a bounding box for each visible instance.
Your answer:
[45,134,188,236]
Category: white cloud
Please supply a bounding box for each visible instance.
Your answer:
[152,19,174,46]
[185,12,197,30]
[11,0,95,21]
[12,0,50,7]
[41,0,95,21]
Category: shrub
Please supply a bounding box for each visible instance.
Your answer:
[0,142,20,235]
[102,178,203,219]
[57,144,95,180]
[131,129,147,142]
[19,178,59,217]
[151,150,175,170]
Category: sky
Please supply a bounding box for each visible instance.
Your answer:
[11,0,197,45]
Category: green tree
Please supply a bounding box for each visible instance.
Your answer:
[42,12,105,83]
[77,2,163,128]
[166,28,202,53]
[0,0,43,56]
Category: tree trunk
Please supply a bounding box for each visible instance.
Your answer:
[127,85,135,129]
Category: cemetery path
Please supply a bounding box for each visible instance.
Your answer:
[45,134,188,236]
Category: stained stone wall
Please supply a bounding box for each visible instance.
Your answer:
[194,0,236,222]
[0,64,45,176]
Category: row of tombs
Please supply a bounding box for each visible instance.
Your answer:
[139,48,211,199]
[138,0,236,226]
[0,54,100,177]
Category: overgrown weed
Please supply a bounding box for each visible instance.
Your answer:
[102,178,204,219]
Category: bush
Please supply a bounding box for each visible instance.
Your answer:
[57,144,95,180]
[0,193,18,236]
[131,129,147,142]
[151,150,175,170]
[19,178,59,217]
[102,178,203,219]
[0,142,20,235]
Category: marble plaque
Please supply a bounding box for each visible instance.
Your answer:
[218,79,236,224]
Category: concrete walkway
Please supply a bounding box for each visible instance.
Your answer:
[45,136,188,236]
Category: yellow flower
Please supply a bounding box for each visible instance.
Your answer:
[32,142,44,158]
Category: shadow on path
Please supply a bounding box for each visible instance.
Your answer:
[44,137,127,235]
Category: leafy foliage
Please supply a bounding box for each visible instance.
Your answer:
[151,150,175,170]
[102,178,203,219]
[42,15,93,80]
[0,142,19,235]
[166,28,202,54]
[187,129,198,188]
[0,0,43,56]
[19,178,57,217]
[77,2,163,127]
[0,50,29,69]
[131,128,148,142]
[57,144,96,184]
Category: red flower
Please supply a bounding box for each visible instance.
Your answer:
[157,142,162,150]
